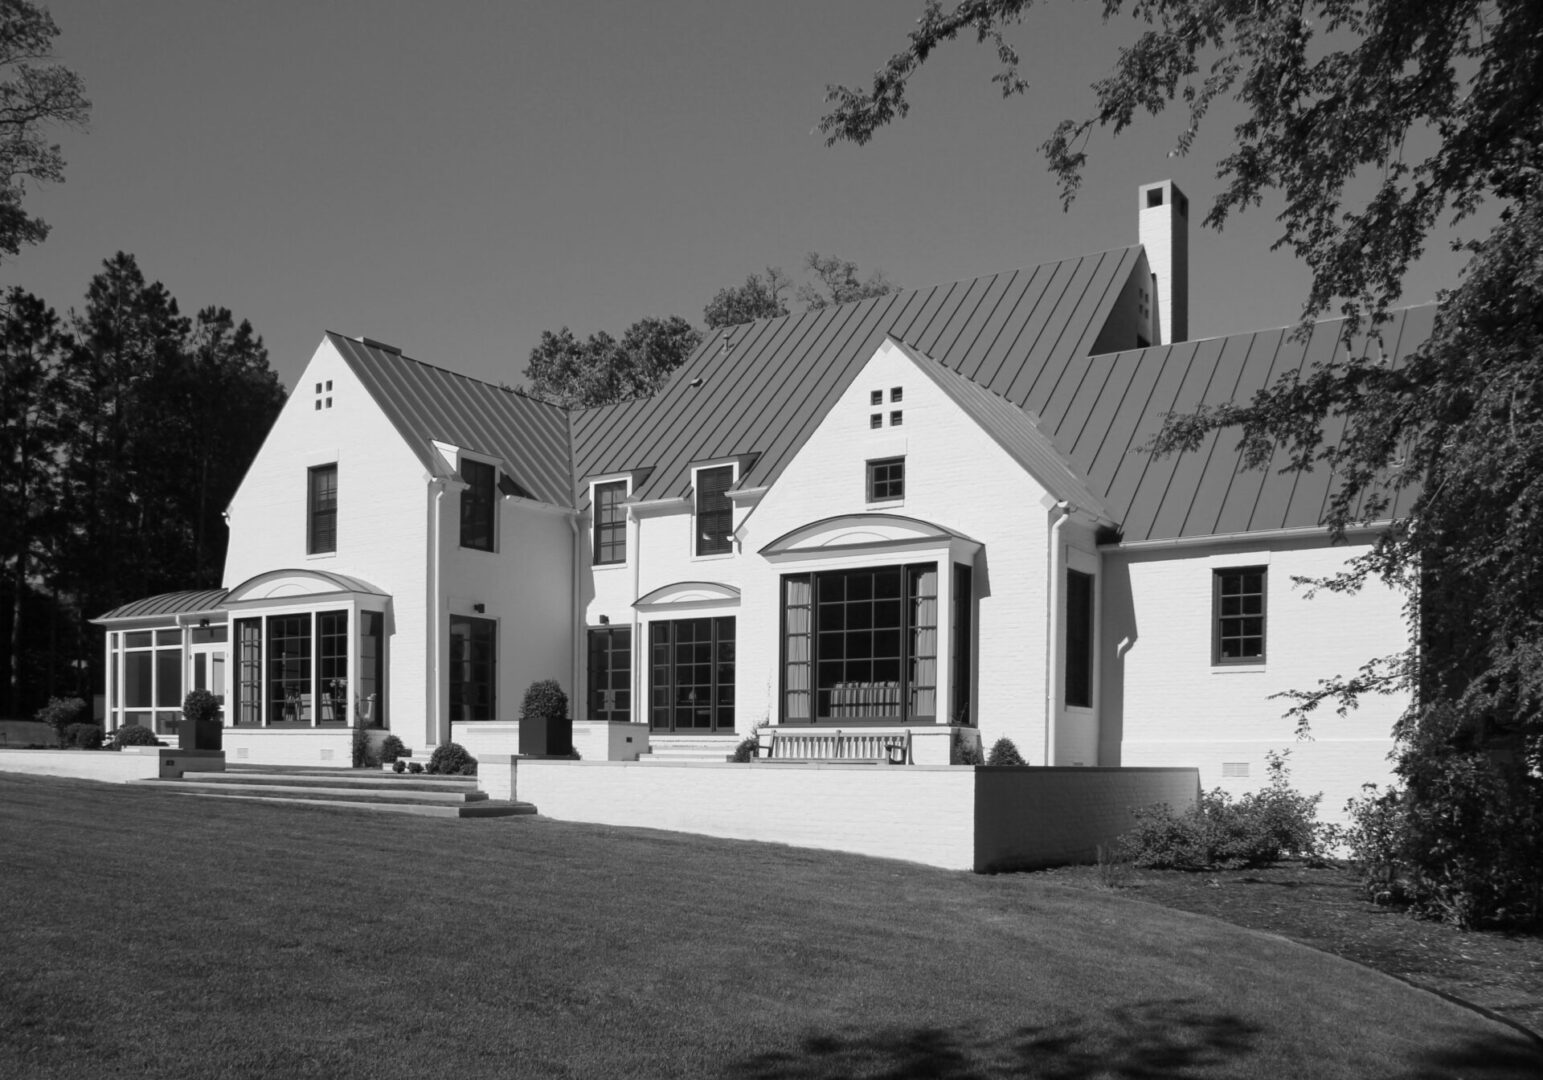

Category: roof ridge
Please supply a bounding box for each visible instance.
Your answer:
[325,330,567,411]
[1084,300,1440,359]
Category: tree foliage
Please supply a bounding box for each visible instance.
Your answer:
[0,0,89,262]
[703,267,791,329]
[796,252,899,311]
[821,0,1543,926]
[523,315,703,409]
[0,254,284,718]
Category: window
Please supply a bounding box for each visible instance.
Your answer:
[357,611,385,727]
[593,480,627,565]
[1214,567,1266,664]
[650,617,735,732]
[890,387,903,403]
[234,618,261,726]
[308,464,337,554]
[867,457,904,502]
[870,389,883,406]
[695,465,734,556]
[952,564,973,724]
[114,628,185,734]
[316,610,348,724]
[588,626,632,721]
[782,564,945,724]
[460,458,495,551]
[449,615,497,722]
[268,614,313,724]
[1066,570,1094,708]
[890,410,903,427]
[869,413,882,429]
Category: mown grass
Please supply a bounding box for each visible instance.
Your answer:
[2,773,1539,1079]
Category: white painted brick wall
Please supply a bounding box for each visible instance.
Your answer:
[1102,538,1409,820]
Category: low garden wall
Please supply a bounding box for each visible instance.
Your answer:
[0,747,225,783]
[488,758,1199,872]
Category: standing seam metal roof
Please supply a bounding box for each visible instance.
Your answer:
[327,333,574,507]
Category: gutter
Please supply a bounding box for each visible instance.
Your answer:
[1101,522,1390,553]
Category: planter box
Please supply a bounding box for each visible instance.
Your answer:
[177,718,223,752]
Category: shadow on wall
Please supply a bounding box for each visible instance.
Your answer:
[1098,558,1137,766]
[725,1001,1543,1080]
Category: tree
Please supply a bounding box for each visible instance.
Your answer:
[820,0,1543,926]
[0,1,90,263]
[524,315,703,408]
[796,252,898,311]
[0,287,63,715]
[703,267,791,329]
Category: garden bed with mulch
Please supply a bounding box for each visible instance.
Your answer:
[1030,859,1543,1039]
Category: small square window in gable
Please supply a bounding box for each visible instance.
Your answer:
[870,413,882,430]
[890,410,903,427]
[890,386,903,403]
[870,389,883,406]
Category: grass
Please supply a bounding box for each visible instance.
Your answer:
[3,773,1540,1080]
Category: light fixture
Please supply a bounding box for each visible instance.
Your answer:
[472,603,485,614]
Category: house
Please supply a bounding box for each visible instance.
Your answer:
[95,181,1425,817]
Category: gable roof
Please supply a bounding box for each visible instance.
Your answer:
[888,337,1114,525]
[570,246,1145,506]
[327,333,574,507]
[1050,305,1434,543]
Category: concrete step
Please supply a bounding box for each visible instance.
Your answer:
[152,789,536,818]
[133,779,490,804]
[185,771,480,793]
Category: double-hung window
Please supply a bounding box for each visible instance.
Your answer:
[308,464,337,554]
[695,465,734,556]
[1213,567,1266,664]
[460,459,496,551]
[593,480,627,565]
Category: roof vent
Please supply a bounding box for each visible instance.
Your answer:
[355,336,402,355]
[688,376,704,388]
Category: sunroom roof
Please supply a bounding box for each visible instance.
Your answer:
[94,589,230,623]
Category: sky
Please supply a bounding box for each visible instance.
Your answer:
[9,1,1480,392]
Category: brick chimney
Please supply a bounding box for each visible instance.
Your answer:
[1138,180,1189,345]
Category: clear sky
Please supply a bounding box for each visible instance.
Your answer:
[10,1,1477,391]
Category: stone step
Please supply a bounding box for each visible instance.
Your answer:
[153,789,536,818]
[187,771,479,793]
[132,779,490,804]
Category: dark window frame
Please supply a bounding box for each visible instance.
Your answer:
[649,617,735,732]
[593,479,628,565]
[308,464,337,554]
[459,458,496,552]
[694,464,735,557]
[867,457,905,502]
[587,625,632,721]
[1213,566,1267,665]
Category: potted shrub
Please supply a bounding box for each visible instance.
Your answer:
[178,689,223,751]
[518,679,572,756]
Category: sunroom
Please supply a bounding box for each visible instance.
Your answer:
[97,588,233,737]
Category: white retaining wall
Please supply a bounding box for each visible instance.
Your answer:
[507,759,1198,871]
[0,748,225,783]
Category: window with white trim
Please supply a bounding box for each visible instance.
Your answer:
[694,465,734,556]
[593,480,628,565]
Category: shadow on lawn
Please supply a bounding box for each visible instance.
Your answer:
[727,998,1543,1080]
[730,999,1259,1079]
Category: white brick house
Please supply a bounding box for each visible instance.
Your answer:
[96,181,1423,814]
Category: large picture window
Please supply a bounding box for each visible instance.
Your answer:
[781,564,946,724]
[460,458,496,552]
[694,465,734,556]
[449,615,497,722]
[308,464,337,554]
[649,617,734,731]
[593,480,627,565]
[1214,567,1267,664]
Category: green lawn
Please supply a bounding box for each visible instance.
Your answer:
[2,773,1538,1080]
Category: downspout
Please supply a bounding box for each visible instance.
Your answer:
[629,504,642,727]
[569,513,582,718]
[428,478,447,750]
[1045,501,1071,767]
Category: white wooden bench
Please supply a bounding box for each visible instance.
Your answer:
[760,727,911,765]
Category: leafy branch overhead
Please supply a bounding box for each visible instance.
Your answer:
[822,0,1543,927]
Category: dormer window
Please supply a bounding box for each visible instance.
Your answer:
[459,459,495,552]
[593,480,628,565]
[695,465,735,556]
